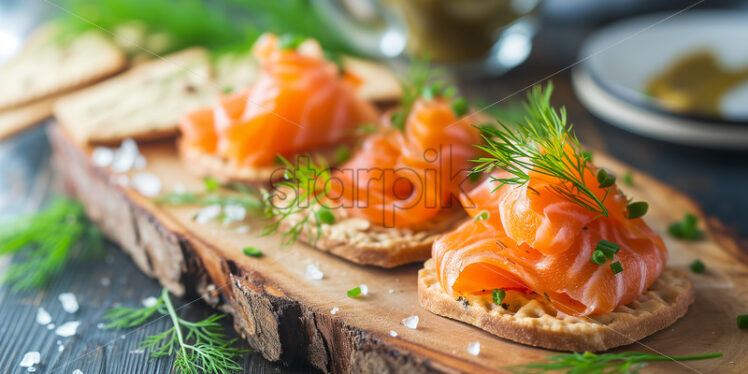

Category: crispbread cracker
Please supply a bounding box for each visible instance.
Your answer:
[54,48,218,144]
[177,140,279,186]
[0,24,126,111]
[418,259,694,351]
[0,96,55,140]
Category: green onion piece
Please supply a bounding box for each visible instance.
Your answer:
[474,211,490,221]
[442,86,457,98]
[390,111,406,130]
[689,259,706,273]
[738,315,748,329]
[334,146,350,164]
[347,286,362,298]
[627,201,649,219]
[669,213,703,240]
[622,171,634,185]
[590,250,607,265]
[451,97,468,117]
[316,207,336,225]
[422,83,442,100]
[492,289,505,305]
[243,247,262,257]
[595,239,621,260]
[278,34,306,50]
[610,261,623,274]
[596,169,616,188]
[203,177,220,192]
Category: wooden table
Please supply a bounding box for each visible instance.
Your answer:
[1,9,746,374]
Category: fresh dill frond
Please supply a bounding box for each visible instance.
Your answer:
[506,350,722,374]
[472,84,614,218]
[155,191,263,210]
[261,155,332,247]
[390,59,439,130]
[103,287,246,374]
[0,197,103,292]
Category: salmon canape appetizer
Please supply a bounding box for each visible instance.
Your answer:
[178,33,378,185]
[418,86,694,351]
[265,82,483,267]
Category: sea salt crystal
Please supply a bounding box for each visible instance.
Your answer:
[101,277,111,287]
[132,173,162,197]
[111,139,139,172]
[19,351,40,368]
[305,264,324,280]
[195,205,222,224]
[73,370,83,374]
[55,321,80,337]
[115,174,130,187]
[134,155,147,170]
[97,323,105,329]
[142,296,159,308]
[389,330,398,337]
[235,225,250,233]
[223,204,246,224]
[129,349,145,354]
[47,324,55,330]
[58,344,64,352]
[91,147,114,167]
[467,341,480,356]
[402,315,419,329]
[58,293,79,313]
[388,289,394,294]
[330,307,339,315]
[36,308,52,325]
[359,284,368,296]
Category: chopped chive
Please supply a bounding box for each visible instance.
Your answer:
[591,250,607,265]
[390,111,406,130]
[738,315,748,329]
[689,259,705,273]
[622,171,633,185]
[334,146,350,164]
[468,170,481,183]
[474,211,490,221]
[492,289,505,305]
[451,97,469,117]
[627,201,649,219]
[422,83,442,100]
[316,207,336,225]
[596,169,616,188]
[278,34,305,50]
[203,177,220,192]
[347,286,362,298]
[610,261,623,274]
[595,239,621,260]
[669,213,703,240]
[243,247,263,257]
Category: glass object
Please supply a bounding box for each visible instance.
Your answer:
[314,0,541,76]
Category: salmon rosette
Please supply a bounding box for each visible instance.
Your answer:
[324,96,481,228]
[432,87,667,316]
[179,33,378,168]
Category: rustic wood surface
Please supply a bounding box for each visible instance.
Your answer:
[43,115,748,374]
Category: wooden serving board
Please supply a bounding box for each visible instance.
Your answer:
[49,124,747,373]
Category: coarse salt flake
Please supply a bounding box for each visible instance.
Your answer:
[19,352,40,368]
[47,324,55,330]
[402,315,419,329]
[389,330,398,337]
[111,139,139,172]
[305,264,324,280]
[73,370,83,374]
[235,225,250,233]
[142,296,159,308]
[359,284,368,296]
[195,205,222,224]
[467,341,480,356]
[134,155,147,170]
[132,173,162,197]
[36,307,52,325]
[223,204,246,223]
[91,147,114,167]
[330,307,339,315]
[388,289,394,294]
[55,321,80,337]
[58,292,79,313]
[101,277,111,287]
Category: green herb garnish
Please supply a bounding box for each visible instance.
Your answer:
[492,289,505,305]
[610,261,623,274]
[474,211,490,221]
[596,169,615,188]
[451,97,469,117]
[590,240,622,273]
[243,247,263,257]
[506,350,722,373]
[0,198,103,292]
[738,315,748,329]
[622,171,634,185]
[590,250,607,265]
[155,191,263,210]
[104,288,246,373]
[689,259,705,273]
[626,201,649,219]
[334,145,351,164]
[277,33,306,50]
[390,59,436,130]
[347,286,362,298]
[315,206,336,225]
[668,213,703,240]
[204,177,221,192]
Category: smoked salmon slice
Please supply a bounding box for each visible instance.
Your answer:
[179,33,377,167]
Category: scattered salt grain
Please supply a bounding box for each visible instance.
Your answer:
[467,341,480,356]
[305,264,324,280]
[47,324,55,330]
[388,289,394,294]
[134,155,147,170]
[195,205,222,224]
[111,139,139,172]
[330,307,339,315]
[58,344,64,353]
[36,307,52,325]
[55,321,80,337]
[173,183,186,194]
[223,204,246,224]
[142,296,159,308]
[129,349,145,355]
[97,323,105,329]
[389,330,398,337]
[58,293,79,313]
[73,370,83,374]
[359,284,368,296]
[402,315,419,329]
[19,351,40,368]
[100,277,111,287]
[235,225,250,233]
[91,147,114,167]
[132,173,162,197]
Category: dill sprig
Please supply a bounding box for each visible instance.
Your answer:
[0,197,103,292]
[506,350,722,374]
[104,287,246,374]
[261,155,333,247]
[390,59,438,130]
[472,84,614,218]
[154,179,263,211]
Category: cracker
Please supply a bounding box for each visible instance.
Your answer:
[418,258,694,351]
[0,96,55,140]
[54,48,218,144]
[0,24,126,111]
